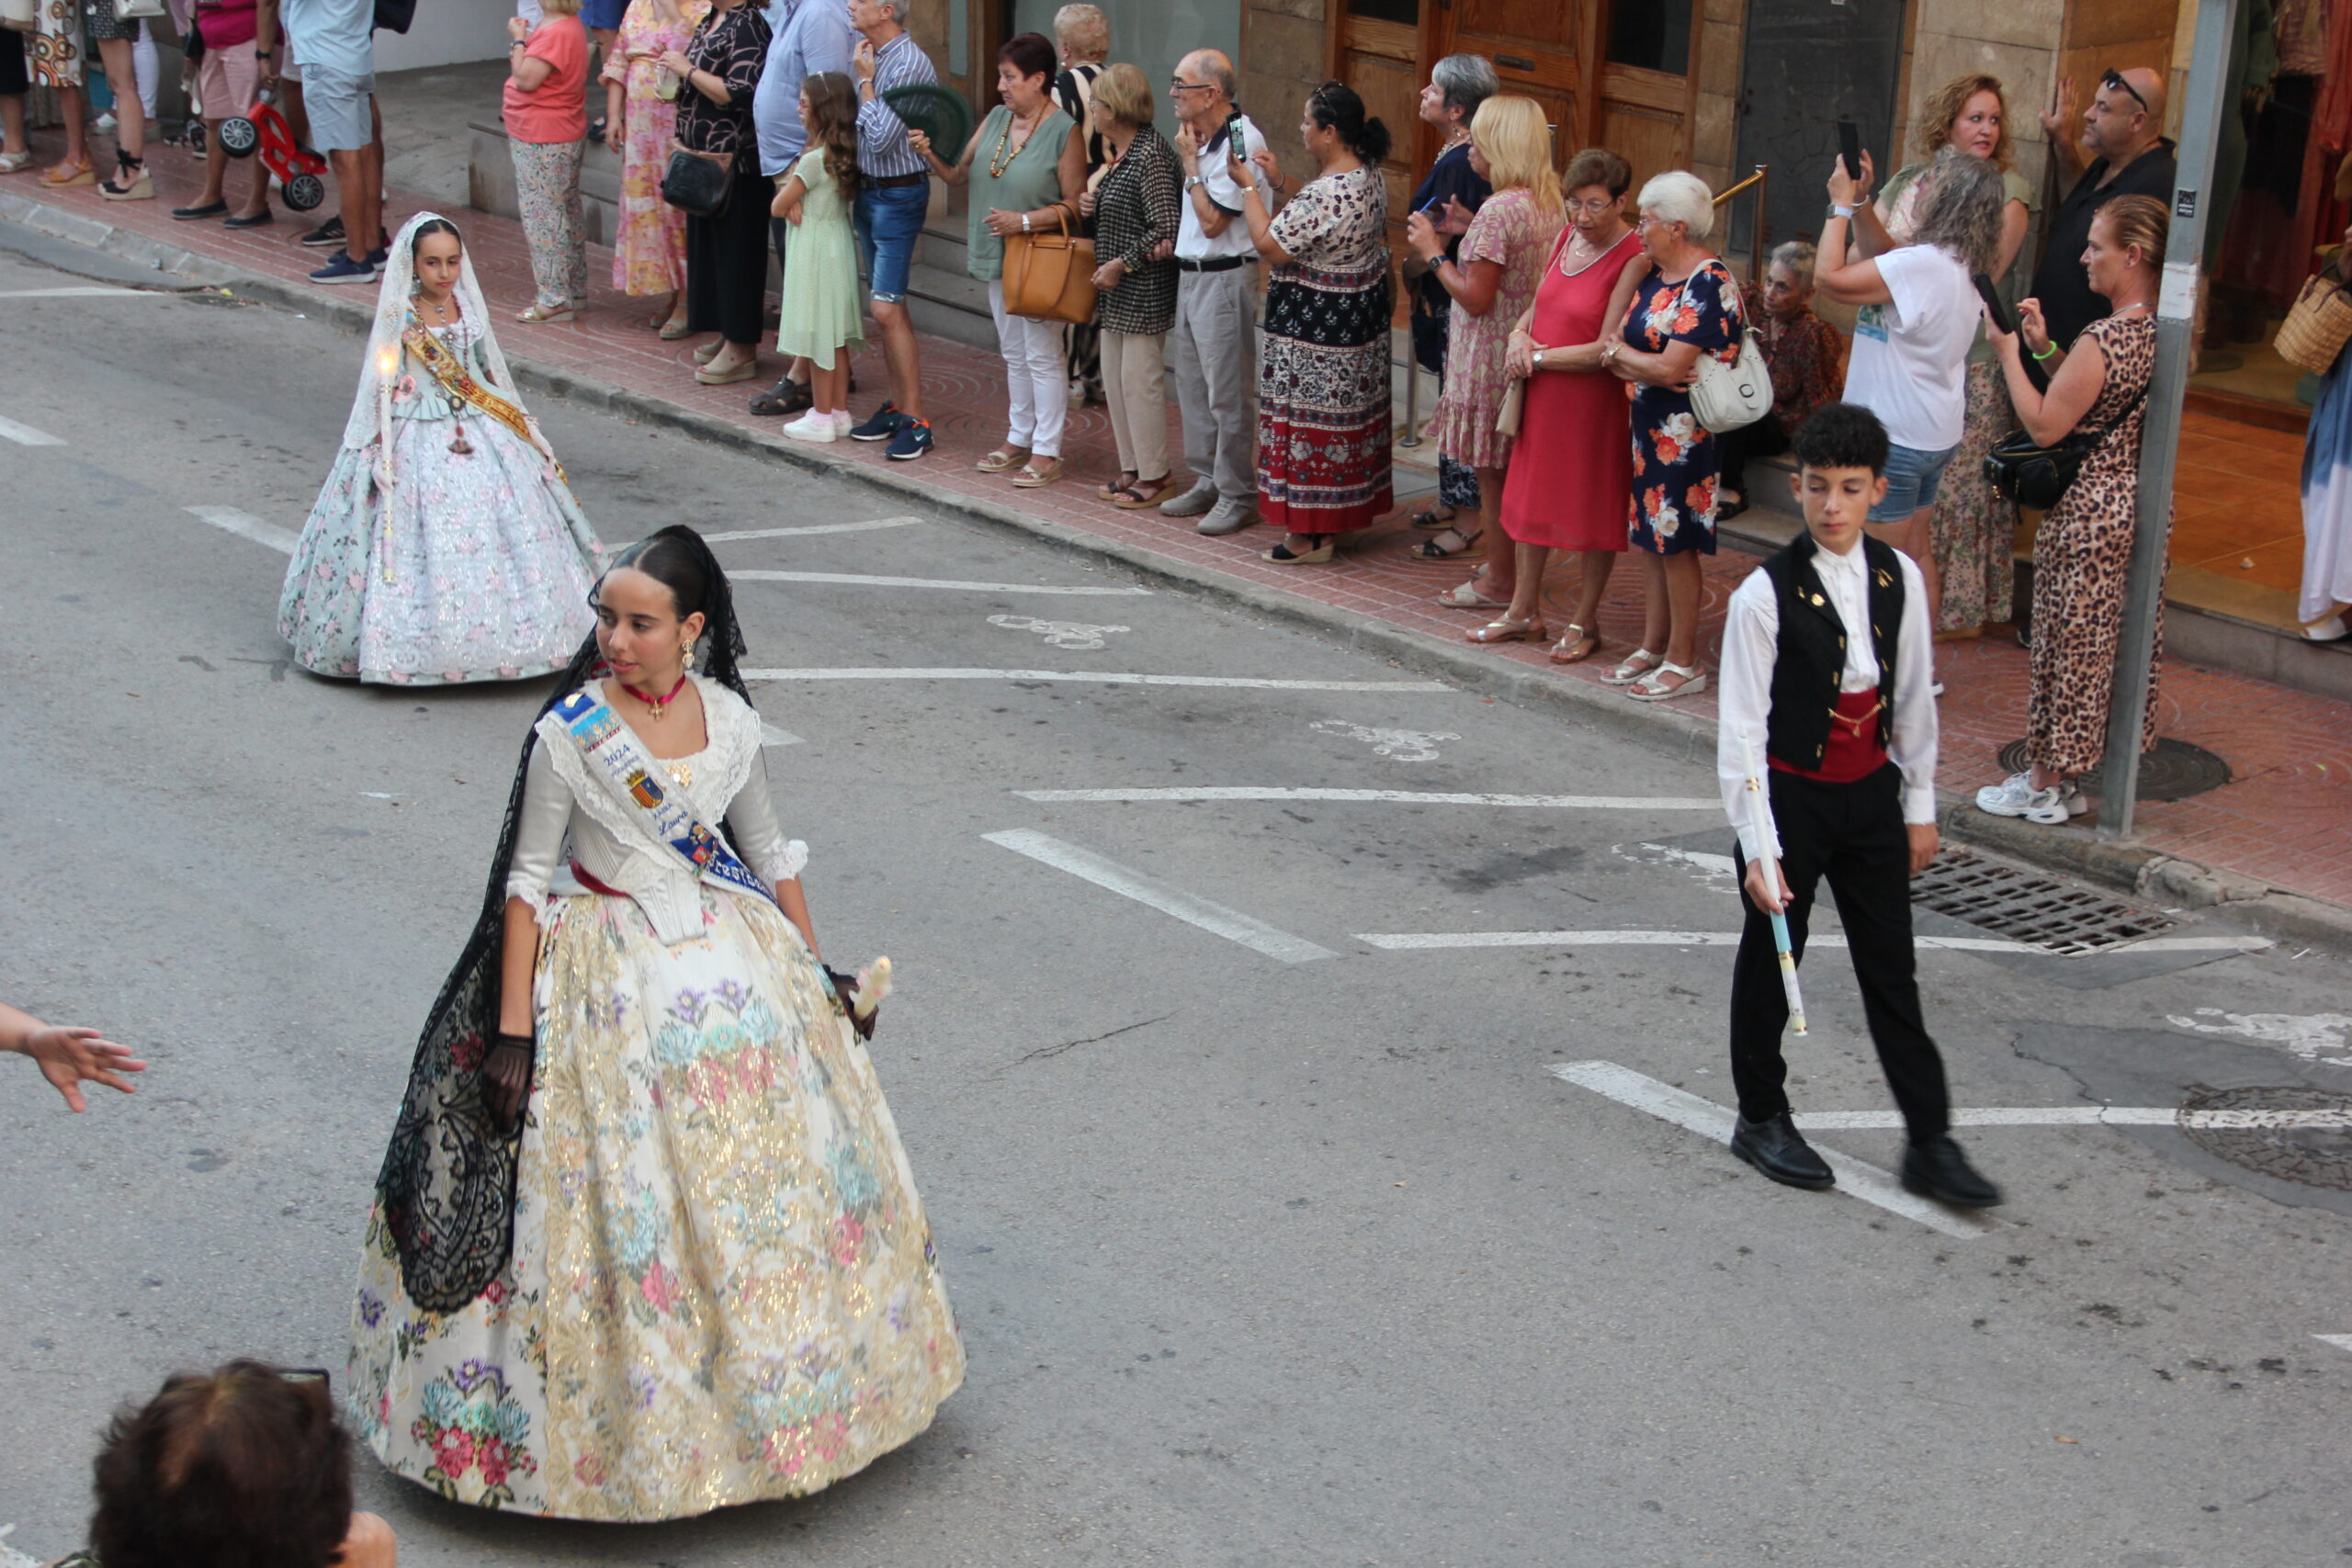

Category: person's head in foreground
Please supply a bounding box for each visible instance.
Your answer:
[1791,402,1892,555]
[78,1360,394,1568]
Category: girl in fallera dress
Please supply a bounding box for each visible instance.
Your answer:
[279,213,605,686]
[345,526,964,1519]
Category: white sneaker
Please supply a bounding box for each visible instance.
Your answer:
[831,408,854,436]
[1975,772,2069,825]
[2063,781,2092,817]
[1159,478,1217,518]
[782,411,837,443]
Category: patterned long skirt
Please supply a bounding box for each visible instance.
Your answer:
[1931,360,2019,631]
[1256,278,1394,535]
[512,136,588,311]
[346,887,965,1520]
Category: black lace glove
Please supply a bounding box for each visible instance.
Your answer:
[823,967,876,1042]
[482,1033,534,1133]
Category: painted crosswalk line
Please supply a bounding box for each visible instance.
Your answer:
[1549,1060,1991,1240]
[0,413,65,446]
[185,505,298,554]
[984,829,1336,964]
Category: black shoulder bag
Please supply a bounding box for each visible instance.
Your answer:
[1984,374,2149,512]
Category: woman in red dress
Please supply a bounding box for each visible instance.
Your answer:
[1480,147,1647,661]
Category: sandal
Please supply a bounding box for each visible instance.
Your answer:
[1435,579,1507,610]
[99,151,151,201]
[658,315,694,339]
[1263,535,1334,564]
[41,158,96,188]
[1627,661,1708,702]
[1012,457,1064,489]
[515,302,575,323]
[1409,503,1457,531]
[1114,475,1176,510]
[1467,615,1547,645]
[1547,624,1602,664]
[0,151,32,175]
[1601,648,1663,686]
[1097,468,1138,501]
[976,446,1029,473]
[693,340,724,365]
[1408,525,1484,563]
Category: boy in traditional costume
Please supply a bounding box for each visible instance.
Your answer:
[1715,401,2000,1208]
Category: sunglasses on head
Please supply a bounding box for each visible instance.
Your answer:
[2101,68,2147,111]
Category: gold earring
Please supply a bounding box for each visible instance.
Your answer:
[682,641,695,670]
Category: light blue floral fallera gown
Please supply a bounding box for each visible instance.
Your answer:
[279,312,603,685]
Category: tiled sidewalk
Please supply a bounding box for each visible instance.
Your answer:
[13,131,2351,910]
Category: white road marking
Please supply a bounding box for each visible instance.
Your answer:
[1358,929,2268,956]
[760,723,804,747]
[2315,1335,2352,1354]
[1309,718,1459,762]
[702,516,924,541]
[1631,841,1740,880]
[1017,786,1713,808]
[0,286,173,299]
[185,504,298,554]
[2165,1008,2352,1063]
[1549,1061,1990,1239]
[743,669,1450,691]
[732,569,1149,595]
[0,413,66,446]
[983,829,1336,964]
[1800,1106,2352,1130]
[988,615,1132,649]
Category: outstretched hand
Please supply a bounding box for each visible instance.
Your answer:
[22,1025,145,1113]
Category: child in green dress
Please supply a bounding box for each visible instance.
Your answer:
[771,72,866,444]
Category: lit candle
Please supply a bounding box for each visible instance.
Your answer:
[377,345,398,488]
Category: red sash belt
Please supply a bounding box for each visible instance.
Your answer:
[568,858,628,897]
[1770,689,1889,784]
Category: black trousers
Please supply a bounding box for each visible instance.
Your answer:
[685,165,770,345]
[1718,410,1789,497]
[1729,763,1951,1140]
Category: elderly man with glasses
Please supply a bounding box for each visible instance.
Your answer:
[1160,48,1280,536]
[2029,66,2174,352]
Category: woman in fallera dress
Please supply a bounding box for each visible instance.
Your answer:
[280,212,605,686]
[345,525,965,1519]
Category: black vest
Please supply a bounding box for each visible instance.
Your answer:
[1758,534,1904,772]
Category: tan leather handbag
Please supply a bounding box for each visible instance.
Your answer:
[1001,204,1097,325]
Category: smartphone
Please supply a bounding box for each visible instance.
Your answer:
[1972,272,2014,335]
[1836,119,1861,182]
[1222,107,1246,158]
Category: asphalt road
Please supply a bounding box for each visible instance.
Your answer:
[3,237,2350,1568]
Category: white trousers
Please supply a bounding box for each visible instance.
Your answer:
[989,279,1068,459]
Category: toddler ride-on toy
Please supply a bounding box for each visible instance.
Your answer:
[217,86,330,213]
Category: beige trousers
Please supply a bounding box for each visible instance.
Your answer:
[1101,329,1170,482]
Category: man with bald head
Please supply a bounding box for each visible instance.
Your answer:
[1163,47,1277,536]
[2030,67,2176,349]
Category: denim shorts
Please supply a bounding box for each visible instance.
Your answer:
[1869,439,1960,522]
[854,180,928,305]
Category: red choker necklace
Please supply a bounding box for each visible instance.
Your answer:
[618,672,689,719]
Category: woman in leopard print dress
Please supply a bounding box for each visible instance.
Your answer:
[1974,196,2167,825]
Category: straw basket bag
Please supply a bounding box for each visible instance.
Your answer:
[2275,257,2352,377]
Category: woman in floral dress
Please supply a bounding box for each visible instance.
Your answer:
[605,0,710,334]
[1603,170,1744,702]
[279,214,603,686]
[346,525,964,1519]
[1230,81,1395,563]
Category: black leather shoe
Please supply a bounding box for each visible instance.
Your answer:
[1902,1135,2003,1208]
[1730,1112,1835,1190]
[749,375,812,417]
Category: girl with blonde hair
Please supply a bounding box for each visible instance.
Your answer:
[1405,94,1566,595]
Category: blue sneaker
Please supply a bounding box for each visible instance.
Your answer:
[886,416,933,460]
[848,401,903,442]
[309,249,378,284]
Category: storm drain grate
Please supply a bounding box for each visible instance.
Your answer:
[1908,850,2176,954]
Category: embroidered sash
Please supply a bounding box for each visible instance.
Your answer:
[402,318,568,481]
[550,688,779,909]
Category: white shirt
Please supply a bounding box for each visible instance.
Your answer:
[1716,542,1939,860]
[1175,113,1269,262]
[1844,243,1977,451]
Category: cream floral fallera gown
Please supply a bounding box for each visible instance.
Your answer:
[347,677,964,1518]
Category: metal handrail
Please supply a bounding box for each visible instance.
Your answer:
[1709,164,1770,283]
[1713,168,1766,205]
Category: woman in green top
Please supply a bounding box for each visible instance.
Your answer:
[911,31,1086,488]
[1848,73,2038,636]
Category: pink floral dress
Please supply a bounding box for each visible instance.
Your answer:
[606,0,711,297]
[1428,188,1563,471]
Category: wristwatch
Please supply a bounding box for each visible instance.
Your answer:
[1183,175,1204,193]
[1533,348,1546,368]
[1827,202,1856,220]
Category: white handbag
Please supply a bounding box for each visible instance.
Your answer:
[115,0,168,18]
[1685,263,1772,434]
[1,0,39,33]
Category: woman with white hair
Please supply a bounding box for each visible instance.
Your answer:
[1815,146,2006,626]
[1601,169,1747,701]
[1052,3,1112,405]
[1720,238,1846,517]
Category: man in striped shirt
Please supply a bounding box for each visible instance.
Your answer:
[844,0,936,460]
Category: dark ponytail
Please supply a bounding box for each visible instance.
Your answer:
[1306,80,1391,167]
[598,524,752,705]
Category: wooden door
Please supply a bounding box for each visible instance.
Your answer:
[1435,0,1588,170]
[1336,0,1430,227]
[1593,0,1699,196]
